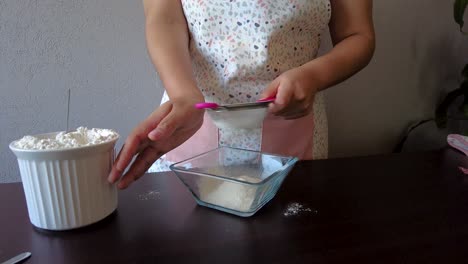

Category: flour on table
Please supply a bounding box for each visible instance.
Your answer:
[283,202,317,217]
[137,190,160,201]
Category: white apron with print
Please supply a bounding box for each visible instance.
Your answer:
[151,0,331,171]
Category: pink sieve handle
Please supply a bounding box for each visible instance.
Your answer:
[195,102,219,109]
[256,96,276,103]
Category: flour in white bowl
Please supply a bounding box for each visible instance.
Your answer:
[13,127,118,150]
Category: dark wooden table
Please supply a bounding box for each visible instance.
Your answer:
[2,148,468,263]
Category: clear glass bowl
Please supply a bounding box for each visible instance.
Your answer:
[170,147,298,217]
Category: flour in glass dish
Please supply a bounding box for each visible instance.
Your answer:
[198,175,262,212]
[13,127,118,150]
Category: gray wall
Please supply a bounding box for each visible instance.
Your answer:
[323,0,468,158]
[1,0,467,182]
[1,0,163,183]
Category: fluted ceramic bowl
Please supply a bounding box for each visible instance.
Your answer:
[9,131,119,230]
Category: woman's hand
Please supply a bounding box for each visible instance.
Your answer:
[261,0,375,120]
[260,66,321,120]
[108,97,204,189]
[111,0,204,190]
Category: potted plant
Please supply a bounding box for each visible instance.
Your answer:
[435,0,468,130]
[394,0,467,152]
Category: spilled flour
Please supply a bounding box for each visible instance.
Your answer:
[137,190,160,201]
[283,202,317,217]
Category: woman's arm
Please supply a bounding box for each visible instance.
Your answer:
[108,0,204,189]
[143,0,202,100]
[262,0,375,119]
[305,0,375,90]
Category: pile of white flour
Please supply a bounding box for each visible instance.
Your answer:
[198,175,261,212]
[13,127,118,150]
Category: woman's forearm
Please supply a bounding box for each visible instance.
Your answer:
[143,0,203,100]
[302,33,375,91]
[301,0,375,91]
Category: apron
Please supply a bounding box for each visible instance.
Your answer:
[150,0,331,171]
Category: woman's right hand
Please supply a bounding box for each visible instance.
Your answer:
[108,96,204,189]
[110,0,204,189]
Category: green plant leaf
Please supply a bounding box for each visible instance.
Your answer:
[463,103,468,117]
[454,0,468,32]
[435,80,468,128]
[463,64,468,79]
[435,89,461,128]
[462,81,468,118]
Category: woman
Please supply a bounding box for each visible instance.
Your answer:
[109,0,375,189]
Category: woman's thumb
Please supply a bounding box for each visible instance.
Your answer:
[260,78,280,100]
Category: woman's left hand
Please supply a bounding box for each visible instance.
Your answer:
[260,66,321,120]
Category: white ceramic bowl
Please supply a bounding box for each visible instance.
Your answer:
[9,131,119,231]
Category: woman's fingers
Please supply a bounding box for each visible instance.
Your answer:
[276,98,313,117]
[147,102,174,140]
[148,112,179,141]
[269,83,294,114]
[284,112,309,120]
[108,102,173,184]
[108,133,146,183]
[260,78,279,100]
[267,80,315,119]
[117,146,164,189]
